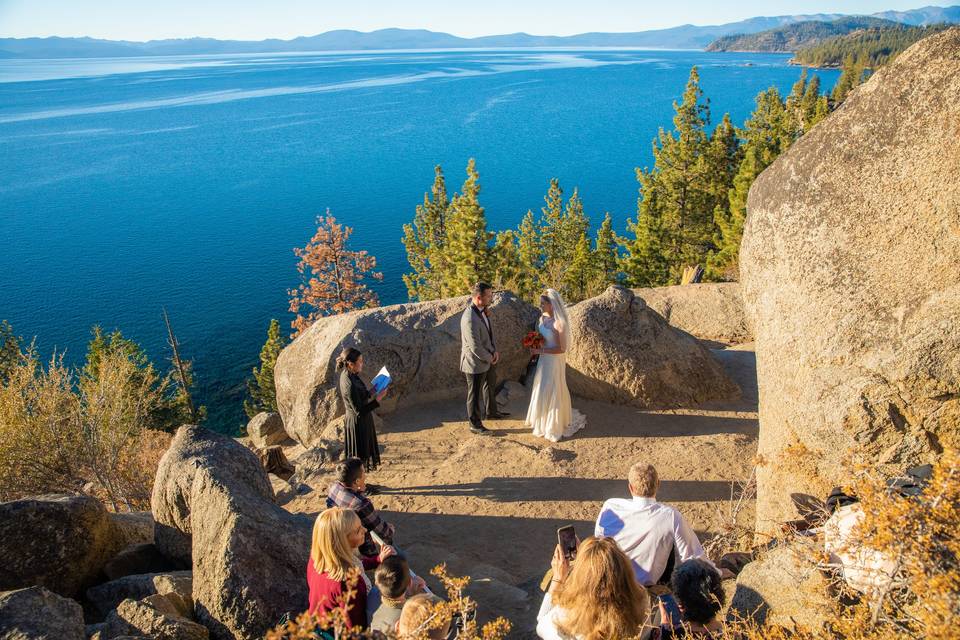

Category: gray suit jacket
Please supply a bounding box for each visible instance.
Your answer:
[460,304,495,374]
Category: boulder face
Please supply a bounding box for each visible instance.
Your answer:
[727,542,838,631]
[565,287,740,408]
[275,291,540,445]
[0,494,121,599]
[246,412,287,449]
[190,465,312,640]
[633,283,751,345]
[0,586,85,640]
[150,426,273,567]
[739,28,960,532]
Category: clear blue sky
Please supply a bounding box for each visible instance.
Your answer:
[0,0,950,40]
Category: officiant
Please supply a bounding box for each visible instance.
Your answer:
[336,346,389,482]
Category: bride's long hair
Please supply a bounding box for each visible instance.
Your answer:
[542,288,573,352]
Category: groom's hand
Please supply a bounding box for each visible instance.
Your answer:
[491,351,500,365]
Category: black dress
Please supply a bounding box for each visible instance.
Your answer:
[339,369,381,471]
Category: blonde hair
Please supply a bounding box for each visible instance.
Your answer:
[553,537,651,640]
[398,594,451,639]
[629,463,659,498]
[310,507,362,581]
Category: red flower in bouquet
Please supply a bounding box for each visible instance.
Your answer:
[522,331,545,349]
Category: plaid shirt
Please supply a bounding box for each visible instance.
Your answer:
[326,481,395,556]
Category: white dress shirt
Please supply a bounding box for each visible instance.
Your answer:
[594,495,712,586]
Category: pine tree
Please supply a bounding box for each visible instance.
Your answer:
[621,180,670,287]
[444,159,495,295]
[564,231,594,302]
[832,53,867,104]
[515,210,543,302]
[539,180,592,297]
[492,230,521,293]
[710,87,794,279]
[800,74,829,130]
[703,113,742,239]
[289,213,383,336]
[402,165,450,301]
[0,320,21,384]
[244,319,286,419]
[622,66,713,285]
[539,178,565,287]
[590,213,620,295]
[82,326,201,431]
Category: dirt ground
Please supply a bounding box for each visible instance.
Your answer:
[287,344,758,636]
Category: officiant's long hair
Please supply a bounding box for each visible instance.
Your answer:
[552,536,650,640]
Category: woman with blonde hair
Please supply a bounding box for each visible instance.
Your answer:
[537,536,652,640]
[307,507,395,629]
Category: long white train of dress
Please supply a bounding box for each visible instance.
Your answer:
[525,316,587,442]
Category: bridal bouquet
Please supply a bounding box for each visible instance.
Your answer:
[522,331,545,350]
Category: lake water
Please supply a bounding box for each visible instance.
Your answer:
[0,49,838,431]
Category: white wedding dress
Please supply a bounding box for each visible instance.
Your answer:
[525,314,587,442]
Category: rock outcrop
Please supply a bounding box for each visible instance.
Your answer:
[275,291,540,444]
[0,586,85,640]
[150,426,273,567]
[246,412,287,449]
[727,541,838,631]
[190,466,312,640]
[566,287,739,407]
[740,27,960,532]
[0,494,122,599]
[100,594,207,640]
[86,571,192,620]
[633,283,751,344]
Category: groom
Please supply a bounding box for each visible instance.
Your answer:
[460,281,509,435]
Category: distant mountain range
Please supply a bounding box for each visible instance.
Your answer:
[706,17,903,52]
[0,5,957,59]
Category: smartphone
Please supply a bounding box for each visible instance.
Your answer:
[557,525,577,561]
[659,593,683,627]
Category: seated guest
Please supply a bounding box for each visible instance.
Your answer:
[327,457,396,558]
[307,507,395,629]
[595,463,726,586]
[537,536,653,640]
[397,593,451,639]
[370,555,428,634]
[659,559,725,639]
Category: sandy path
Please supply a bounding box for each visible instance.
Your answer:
[288,345,757,636]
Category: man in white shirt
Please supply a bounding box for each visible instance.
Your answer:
[594,462,727,586]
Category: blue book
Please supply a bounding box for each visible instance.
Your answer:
[371,366,391,393]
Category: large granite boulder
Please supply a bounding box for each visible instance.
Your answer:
[109,512,155,550]
[633,283,751,345]
[566,287,739,407]
[740,28,960,533]
[150,426,272,567]
[190,465,312,640]
[727,541,838,631]
[275,291,540,444]
[0,494,121,599]
[0,586,85,640]
[100,594,207,640]
[86,571,192,621]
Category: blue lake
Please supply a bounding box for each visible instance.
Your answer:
[0,49,838,431]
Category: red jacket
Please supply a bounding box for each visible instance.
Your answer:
[306,556,380,629]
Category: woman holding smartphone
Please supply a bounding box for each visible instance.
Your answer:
[336,346,388,477]
[536,536,654,640]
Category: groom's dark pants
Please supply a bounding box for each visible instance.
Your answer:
[465,365,498,426]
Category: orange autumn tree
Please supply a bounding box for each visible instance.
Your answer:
[288,212,383,336]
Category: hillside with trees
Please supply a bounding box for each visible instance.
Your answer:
[705,16,898,52]
[791,22,952,67]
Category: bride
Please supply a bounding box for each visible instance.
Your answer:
[525,289,587,442]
